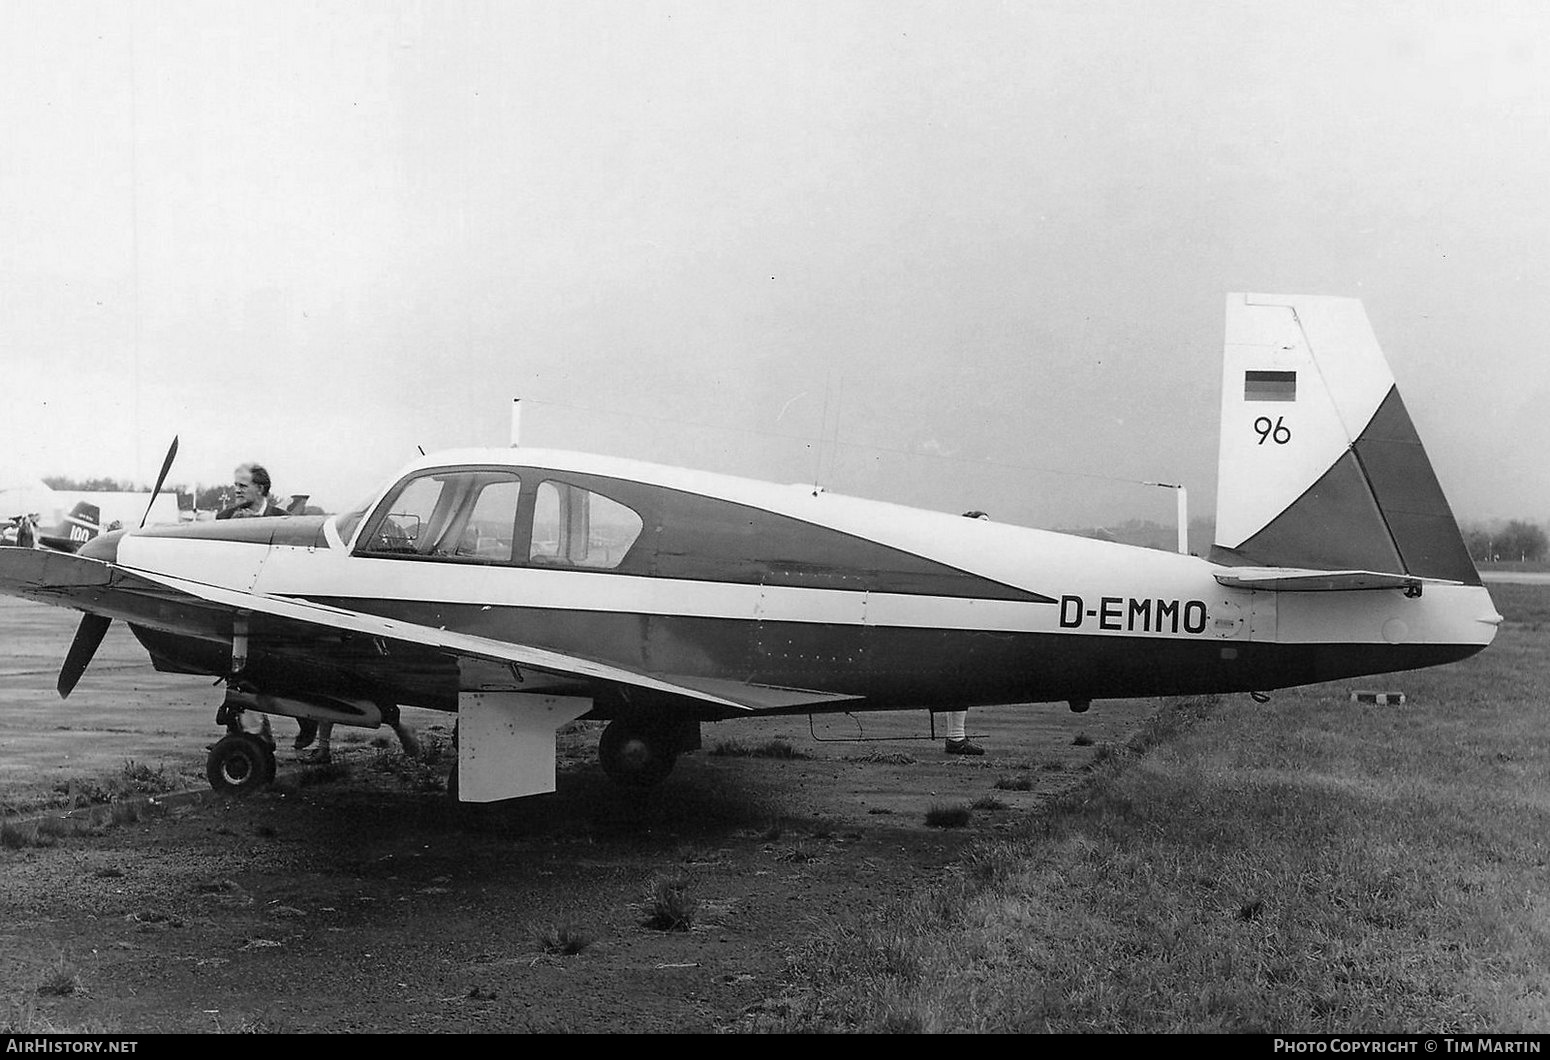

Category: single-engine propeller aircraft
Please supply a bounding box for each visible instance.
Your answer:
[0,294,1501,802]
[1,501,104,553]
[36,501,106,553]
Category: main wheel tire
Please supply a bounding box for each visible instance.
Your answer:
[206,733,274,794]
[598,721,678,789]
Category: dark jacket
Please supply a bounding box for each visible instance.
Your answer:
[216,500,286,520]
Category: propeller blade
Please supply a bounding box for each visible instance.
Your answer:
[140,435,179,528]
[58,614,112,698]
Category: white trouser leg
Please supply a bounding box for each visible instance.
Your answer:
[942,711,967,741]
[392,720,420,757]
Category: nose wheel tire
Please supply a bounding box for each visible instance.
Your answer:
[206,733,277,794]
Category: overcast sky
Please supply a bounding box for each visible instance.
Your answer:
[2,1,1546,530]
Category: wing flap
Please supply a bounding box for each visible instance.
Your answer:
[650,673,863,711]
[1212,567,1459,592]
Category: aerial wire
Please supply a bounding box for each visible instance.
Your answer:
[519,395,1171,489]
[812,369,833,494]
[126,2,144,486]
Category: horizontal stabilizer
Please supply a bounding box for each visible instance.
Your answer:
[1212,567,1459,593]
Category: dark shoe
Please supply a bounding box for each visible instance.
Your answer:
[298,748,332,765]
[945,738,984,756]
[294,718,318,751]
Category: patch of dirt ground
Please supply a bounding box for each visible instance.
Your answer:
[0,597,1158,1033]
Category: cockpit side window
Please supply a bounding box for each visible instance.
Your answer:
[356,470,521,563]
[528,479,642,569]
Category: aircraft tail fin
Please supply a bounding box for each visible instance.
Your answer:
[38,501,103,554]
[1210,293,1479,586]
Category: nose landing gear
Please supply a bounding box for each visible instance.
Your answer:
[205,732,277,794]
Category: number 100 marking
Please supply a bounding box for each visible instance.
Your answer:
[1254,416,1291,445]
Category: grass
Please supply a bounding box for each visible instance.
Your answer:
[753,585,1550,1033]
[367,746,443,791]
[34,957,80,998]
[0,997,101,1034]
[533,921,595,956]
[843,749,917,765]
[119,759,182,795]
[0,792,168,850]
[46,759,191,811]
[0,820,50,849]
[923,803,971,829]
[0,757,188,821]
[773,841,821,863]
[709,737,811,760]
[640,875,697,931]
[34,816,75,839]
[294,760,351,788]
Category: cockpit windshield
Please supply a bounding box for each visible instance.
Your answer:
[357,470,523,562]
[347,466,645,569]
[332,495,376,546]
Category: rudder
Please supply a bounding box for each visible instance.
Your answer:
[38,501,103,553]
[1211,293,1478,585]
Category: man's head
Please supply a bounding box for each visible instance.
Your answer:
[232,463,272,511]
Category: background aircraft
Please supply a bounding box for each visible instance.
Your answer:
[3,501,106,552]
[34,501,105,553]
[0,477,62,532]
[2,477,182,548]
[0,294,1500,803]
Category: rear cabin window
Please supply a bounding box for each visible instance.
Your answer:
[529,479,642,569]
[358,470,521,563]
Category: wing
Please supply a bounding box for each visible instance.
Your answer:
[0,547,861,713]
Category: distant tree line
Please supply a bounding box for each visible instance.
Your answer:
[1464,520,1548,564]
[42,475,142,492]
[42,476,233,513]
[1066,516,1218,556]
[38,479,325,517]
[1067,514,1547,565]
